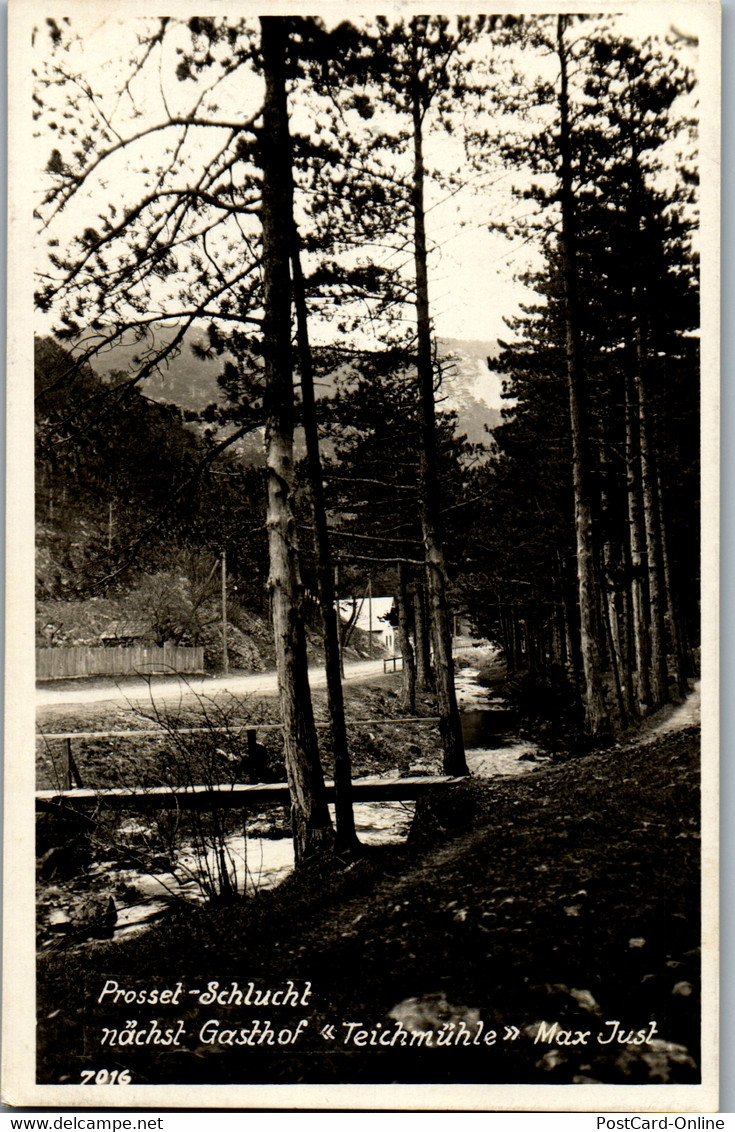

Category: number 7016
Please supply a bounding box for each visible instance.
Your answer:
[80,1069,131,1084]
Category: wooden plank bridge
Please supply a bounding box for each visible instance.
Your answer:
[36,774,466,813]
[35,716,464,811]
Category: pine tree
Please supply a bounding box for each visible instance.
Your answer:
[306,16,494,774]
[258,16,334,863]
[36,14,339,862]
[464,18,699,737]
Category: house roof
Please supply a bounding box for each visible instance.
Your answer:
[337,597,394,633]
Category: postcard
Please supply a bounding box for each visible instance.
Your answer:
[3,0,720,1111]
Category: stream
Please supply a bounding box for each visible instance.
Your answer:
[454,660,542,779]
[39,649,544,945]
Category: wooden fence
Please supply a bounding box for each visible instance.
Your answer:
[36,645,205,681]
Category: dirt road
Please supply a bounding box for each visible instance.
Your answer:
[36,657,388,710]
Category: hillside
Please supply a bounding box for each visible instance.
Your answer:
[84,324,225,413]
[35,336,270,613]
[439,340,504,445]
[83,325,504,446]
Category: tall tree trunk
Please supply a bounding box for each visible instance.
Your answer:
[334,563,346,678]
[499,602,514,673]
[626,135,675,710]
[505,611,516,670]
[259,16,333,865]
[605,539,636,723]
[513,605,525,671]
[413,580,432,690]
[554,603,567,667]
[291,232,359,855]
[557,14,610,740]
[635,337,668,709]
[556,551,581,689]
[409,37,467,775]
[551,563,569,668]
[625,366,652,715]
[656,466,689,696]
[396,562,416,712]
[598,447,629,728]
[600,550,629,728]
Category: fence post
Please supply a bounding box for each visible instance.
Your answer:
[63,738,84,789]
[247,729,271,785]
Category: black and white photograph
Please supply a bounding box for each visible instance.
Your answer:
[3,0,720,1111]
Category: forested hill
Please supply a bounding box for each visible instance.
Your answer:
[35,336,271,635]
[83,324,224,414]
[81,325,503,444]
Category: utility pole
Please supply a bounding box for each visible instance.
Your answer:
[368,576,373,658]
[335,563,344,677]
[221,549,229,674]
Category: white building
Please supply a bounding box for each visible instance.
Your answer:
[337,597,396,654]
